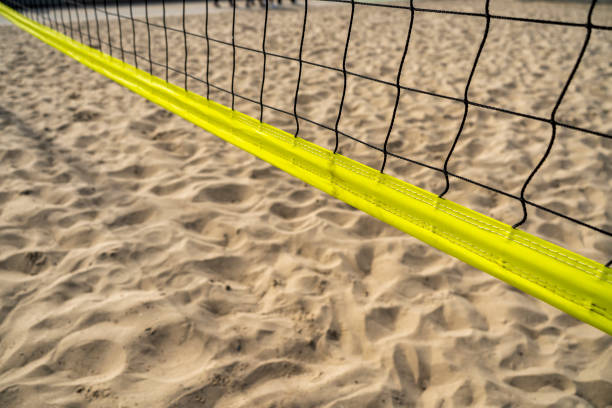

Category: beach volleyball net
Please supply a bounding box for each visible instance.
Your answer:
[1,0,611,334]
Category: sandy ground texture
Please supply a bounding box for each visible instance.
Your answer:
[1,0,612,407]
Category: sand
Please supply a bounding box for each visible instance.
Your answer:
[1,0,611,407]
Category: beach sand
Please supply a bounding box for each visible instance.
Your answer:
[1,0,611,407]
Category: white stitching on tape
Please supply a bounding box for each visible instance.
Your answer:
[252,125,608,285]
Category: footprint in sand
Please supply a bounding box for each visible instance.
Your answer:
[127,322,209,378]
[193,184,253,204]
[0,192,13,206]
[351,214,398,238]
[58,227,100,249]
[154,141,198,159]
[1,149,32,167]
[72,110,101,122]
[108,208,155,229]
[151,180,188,196]
[0,251,66,276]
[355,245,374,275]
[270,202,304,220]
[365,306,400,341]
[184,255,245,281]
[249,166,280,179]
[508,306,549,327]
[500,343,539,371]
[574,380,612,407]
[76,186,96,196]
[288,189,314,203]
[73,135,98,149]
[0,339,56,372]
[240,360,305,390]
[0,233,28,250]
[109,165,157,179]
[392,343,431,394]
[505,373,572,393]
[54,339,125,380]
[452,380,475,406]
[181,211,220,233]
[128,120,157,137]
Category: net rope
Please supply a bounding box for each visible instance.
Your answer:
[5,0,611,267]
